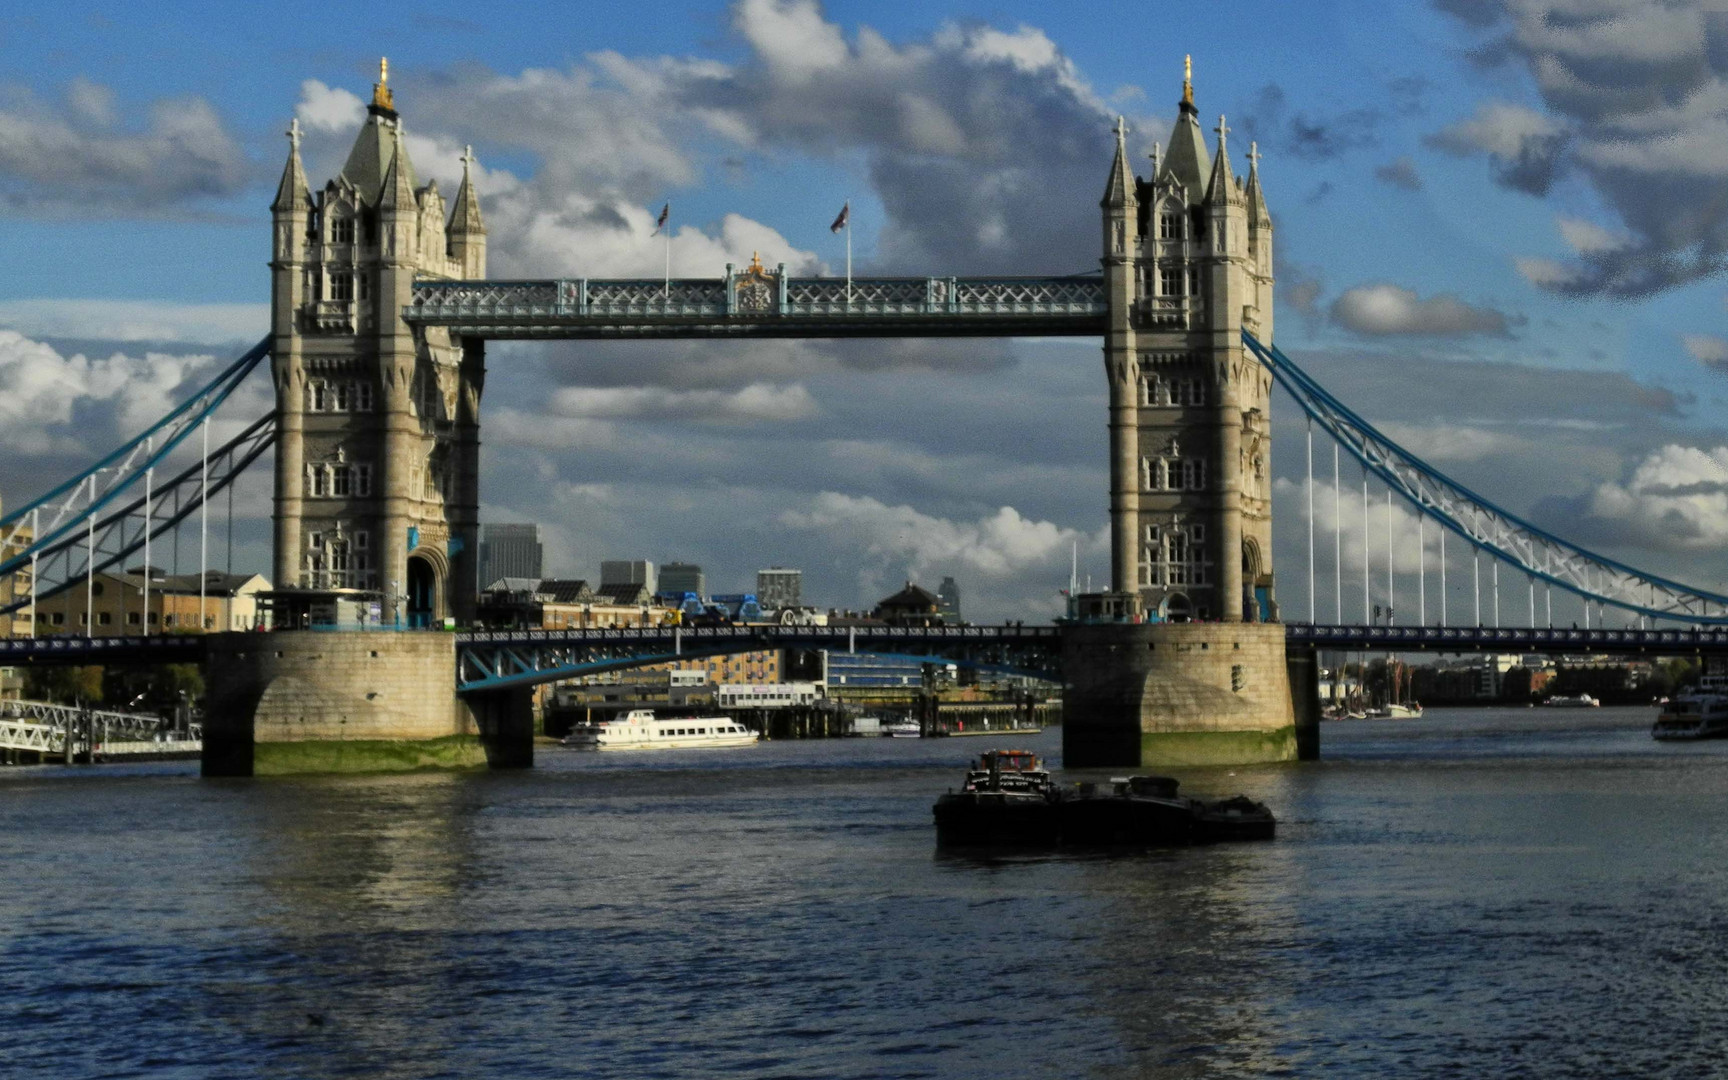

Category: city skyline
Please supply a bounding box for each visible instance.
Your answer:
[2,1,1727,621]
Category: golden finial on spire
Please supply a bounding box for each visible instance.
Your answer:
[372,56,395,111]
[1182,54,1193,106]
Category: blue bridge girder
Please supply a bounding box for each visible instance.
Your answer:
[1288,623,1728,656]
[453,624,1065,693]
[403,276,1107,339]
[1245,331,1728,626]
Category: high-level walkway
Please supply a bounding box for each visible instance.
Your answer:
[404,274,1107,338]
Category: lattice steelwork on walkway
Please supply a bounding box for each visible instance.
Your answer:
[405,276,1107,338]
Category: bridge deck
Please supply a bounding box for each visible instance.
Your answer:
[404,276,1107,338]
[1289,623,1728,654]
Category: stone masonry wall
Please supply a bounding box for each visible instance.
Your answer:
[1062,621,1297,767]
[204,630,476,774]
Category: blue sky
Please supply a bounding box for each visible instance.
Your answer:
[3,0,1728,620]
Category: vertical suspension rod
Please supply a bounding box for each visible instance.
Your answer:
[1307,416,1315,624]
[1362,470,1370,624]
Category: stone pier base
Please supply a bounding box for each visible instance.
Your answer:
[202,631,532,776]
[1062,622,1311,768]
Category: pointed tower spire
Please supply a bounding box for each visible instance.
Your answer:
[449,144,488,276]
[1245,140,1270,224]
[1161,57,1210,199]
[271,117,311,213]
[1205,114,1240,205]
[450,145,486,235]
[379,119,417,210]
[1101,116,1133,208]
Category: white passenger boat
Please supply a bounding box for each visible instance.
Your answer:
[1653,680,1728,741]
[1544,693,1599,708]
[561,709,759,751]
[883,719,923,738]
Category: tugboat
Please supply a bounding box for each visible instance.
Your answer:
[932,749,1060,845]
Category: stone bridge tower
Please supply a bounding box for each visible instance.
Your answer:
[1102,60,1276,624]
[269,60,487,627]
[1067,62,1305,770]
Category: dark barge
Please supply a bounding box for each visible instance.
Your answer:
[932,750,1275,848]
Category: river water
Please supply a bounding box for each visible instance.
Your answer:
[3,706,1727,1078]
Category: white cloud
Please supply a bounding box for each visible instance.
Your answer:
[1584,444,1728,549]
[0,82,249,216]
[549,382,818,423]
[1374,421,1530,464]
[1275,477,1437,579]
[1434,2,1728,296]
[294,79,365,134]
[777,492,1104,606]
[1682,333,1728,372]
[1330,283,1515,336]
[0,330,232,459]
[0,300,268,346]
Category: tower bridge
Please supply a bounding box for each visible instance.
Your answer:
[3,59,1726,775]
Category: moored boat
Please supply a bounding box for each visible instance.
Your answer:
[883,719,923,738]
[561,709,759,751]
[1652,680,1728,741]
[1544,693,1599,707]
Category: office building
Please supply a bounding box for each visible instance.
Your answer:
[938,577,961,623]
[660,562,705,598]
[756,567,802,610]
[481,524,543,584]
[601,559,657,595]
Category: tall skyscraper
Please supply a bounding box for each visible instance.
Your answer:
[480,524,543,585]
[659,562,705,598]
[601,559,657,594]
[756,567,802,610]
[937,576,961,623]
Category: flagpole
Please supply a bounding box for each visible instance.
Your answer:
[845,201,852,307]
[664,203,671,300]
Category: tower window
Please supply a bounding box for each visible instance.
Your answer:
[1160,267,1181,297]
[355,464,372,497]
[1159,212,1181,240]
[333,466,351,497]
[330,273,353,302]
[332,216,355,245]
[356,382,374,411]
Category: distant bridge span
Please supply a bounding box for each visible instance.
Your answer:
[7,622,1724,692]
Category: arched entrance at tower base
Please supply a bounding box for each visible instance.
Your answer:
[406,546,447,629]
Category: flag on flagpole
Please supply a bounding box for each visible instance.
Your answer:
[653,202,670,235]
[830,202,849,233]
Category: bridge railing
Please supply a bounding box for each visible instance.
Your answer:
[405,276,1107,330]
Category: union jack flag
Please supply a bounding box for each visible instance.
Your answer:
[830,202,849,233]
[653,203,670,234]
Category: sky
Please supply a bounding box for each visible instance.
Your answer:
[3,0,1728,623]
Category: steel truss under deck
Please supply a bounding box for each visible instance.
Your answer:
[454,624,1063,693]
[1245,331,1728,626]
[404,276,1107,338]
